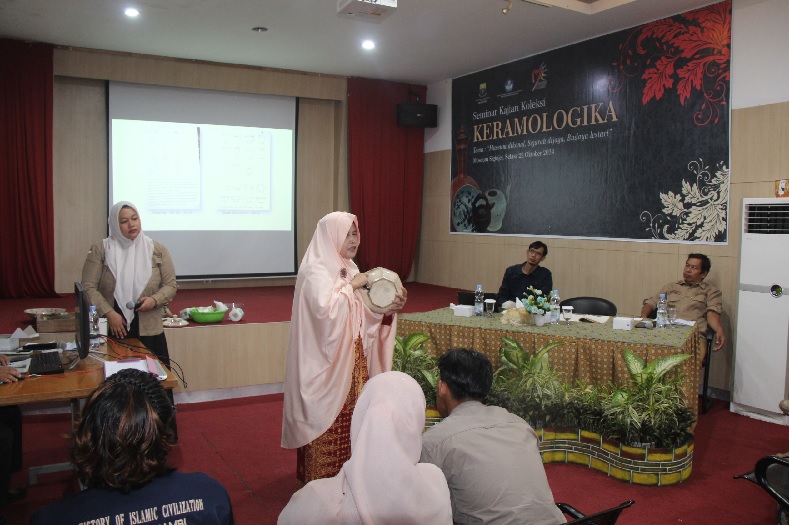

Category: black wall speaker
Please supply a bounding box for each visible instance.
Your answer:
[397,103,438,128]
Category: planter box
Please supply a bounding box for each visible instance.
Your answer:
[538,428,694,486]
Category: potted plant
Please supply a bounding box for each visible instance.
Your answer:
[487,337,565,428]
[599,349,695,448]
[392,333,438,407]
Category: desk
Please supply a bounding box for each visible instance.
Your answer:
[0,339,178,483]
[398,309,701,414]
[0,339,178,406]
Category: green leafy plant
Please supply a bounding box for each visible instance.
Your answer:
[488,337,565,427]
[484,339,694,448]
[392,333,438,407]
[600,349,695,447]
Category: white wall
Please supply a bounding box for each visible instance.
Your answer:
[426,0,789,151]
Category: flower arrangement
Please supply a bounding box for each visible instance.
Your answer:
[523,287,554,315]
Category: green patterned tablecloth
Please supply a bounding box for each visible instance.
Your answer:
[398,308,701,413]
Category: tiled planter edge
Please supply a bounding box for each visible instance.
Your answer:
[537,428,694,486]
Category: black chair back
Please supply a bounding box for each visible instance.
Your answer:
[556,500,635,524]
[559,296,617,316]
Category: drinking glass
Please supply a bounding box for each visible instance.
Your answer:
[561,305,574,326]
[667,305,677,327]
[484,299,496,318]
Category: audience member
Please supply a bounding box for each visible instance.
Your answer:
[278,371,452,525]
[641,253,725,359]
[421,349,566,525]
[495,241,553,309]
[0,357,25,525]
[31,369,234,525]
[281,212,406,484]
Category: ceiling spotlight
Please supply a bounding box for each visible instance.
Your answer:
[502,0,512,14]
[124,7,139,17]
[252,27,268,33]
[362,40,375,50]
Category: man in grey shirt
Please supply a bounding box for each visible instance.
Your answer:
[420,349,566,525]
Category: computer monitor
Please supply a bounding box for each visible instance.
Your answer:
[73,281,91,359]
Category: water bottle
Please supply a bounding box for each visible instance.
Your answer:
[474,284,484,316]
[550,289,561,325]
[88,305,101,349]
[656,293,668,329]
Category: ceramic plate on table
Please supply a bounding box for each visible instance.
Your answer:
[163,317,189,328]
[24,308,67,318]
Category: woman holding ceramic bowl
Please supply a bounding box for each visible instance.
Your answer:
[281,211,407,485]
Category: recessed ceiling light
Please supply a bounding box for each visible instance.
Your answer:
[124,7,139,17]
[362,40,375,50]
[252,27,268,33]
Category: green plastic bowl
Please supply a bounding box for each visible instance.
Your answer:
[188,308,227,323]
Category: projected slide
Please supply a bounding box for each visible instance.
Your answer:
[112,120,291,231]
[108,81,297,278]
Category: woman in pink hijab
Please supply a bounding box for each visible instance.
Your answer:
[281,212,407,484]
[278,371,452,525]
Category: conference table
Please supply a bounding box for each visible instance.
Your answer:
[398,308,702,414]
[0,339,178,483]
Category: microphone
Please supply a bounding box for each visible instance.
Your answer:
[126,300,143,311]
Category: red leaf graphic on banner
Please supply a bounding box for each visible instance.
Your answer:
[611,0,730,126]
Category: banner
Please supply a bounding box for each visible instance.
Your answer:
[450,1,731,243]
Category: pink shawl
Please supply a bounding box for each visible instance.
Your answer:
[278,372,453,525]
[281,212,396,449]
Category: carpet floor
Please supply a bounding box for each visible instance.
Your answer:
[3,396,789,524]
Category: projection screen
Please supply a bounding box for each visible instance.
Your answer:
[108,81,297,279]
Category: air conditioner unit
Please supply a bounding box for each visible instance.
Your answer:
[337,0,397,22]
[731,198,789,423]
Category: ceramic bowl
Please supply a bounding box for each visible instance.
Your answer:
[359,267,402,314]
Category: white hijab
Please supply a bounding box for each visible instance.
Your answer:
[103,201,154,326]
[278,372,453,525]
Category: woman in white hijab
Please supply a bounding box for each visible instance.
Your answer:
[81,201,177,364]
[279,371,452,525]
[281,211,406,484]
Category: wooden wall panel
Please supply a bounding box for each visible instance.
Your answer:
[52,51,347,293]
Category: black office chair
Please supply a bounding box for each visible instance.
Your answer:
[556,500,635,524]
[700,328,714,413]
[559,296,617,316]
[735,455,789,525]
[456,291,497,306]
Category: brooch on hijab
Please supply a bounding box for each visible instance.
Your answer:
[340,267,347,279]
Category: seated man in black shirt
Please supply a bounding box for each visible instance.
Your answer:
[495,241,552,309]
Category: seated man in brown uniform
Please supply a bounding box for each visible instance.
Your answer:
[641,253,725,359]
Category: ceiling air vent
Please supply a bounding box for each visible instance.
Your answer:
[744,202,789,234]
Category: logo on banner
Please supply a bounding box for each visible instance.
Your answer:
[531,63,548,91]
[504,78,514,93]
[478,83,488,100]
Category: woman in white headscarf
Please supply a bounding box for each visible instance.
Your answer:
[81,201,177,364]
[279,371,452,525]
[281,211,406,484]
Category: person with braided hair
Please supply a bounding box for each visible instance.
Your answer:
[31,369,234,525]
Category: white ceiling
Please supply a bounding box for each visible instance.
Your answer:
[0,0,717,85]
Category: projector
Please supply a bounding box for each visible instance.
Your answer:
[337,0,397,23]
